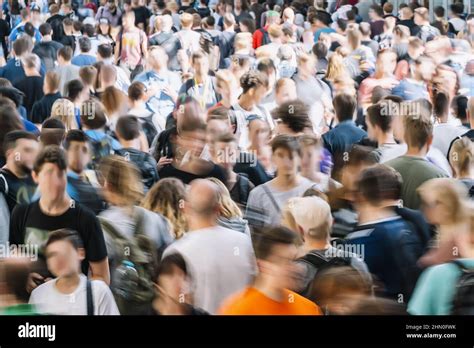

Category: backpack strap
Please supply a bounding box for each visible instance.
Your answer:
[238,174,250,205]
[451,259,474,272]
[86,279,94,316]
[261,184,280,214]
[298,251,329,269]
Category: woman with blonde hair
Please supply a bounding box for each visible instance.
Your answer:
[101,86,128,127]
[142,178,188,239]
[50,98,79,131]
[98,156,174,265]
[449,137,474,197]
[417,178,472,267]
[207,177,250,236]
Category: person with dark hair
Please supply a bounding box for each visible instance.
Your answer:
[72,36,97,67]
[0,130,39,214]
[150,253,208,315]
[273,100,313,136]
[0,257,38,315]
[115,116,159,192]
[246,135,317,227]
[309,10,335,42]
[219,226,322,315]
[59,18,76,51]
[179,50,220,110]
[64,129,106,215]
[322,93,367,160]
[313,41,329,73]
[55,46,80,96]
[451,94,470,128]
[347,164,425,301]
[368,4,385,38]
[0,36,45,86]
[29,229,119,315]
[9,145,110,293]
[432,91,468,157]
[163,179,255,314]
[33,23,64,71]
[230,70,270,149]
[0,130,39,245]
[449,2,466,34]
[40,118,66,147]
[365,99,406,163]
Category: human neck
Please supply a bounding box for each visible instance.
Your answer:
[55,273,81,294]
[253,276,285,302]
[304,237,331,251]
[25,69,40,77]
[120,138,141,150]
[188,216,217,231]
[405,145,427,157]
[42,36,52,42]
[224,167,237,183]
[194,73,206,84]
[436,114,449,124]
[39,194,71,215]
[153,66,166,75]
[238,94,255,111]
[357,205,396,225]
[377,131,396,145]
[5,162,28,178]
[153,296,185,315]
[273,173,298,190]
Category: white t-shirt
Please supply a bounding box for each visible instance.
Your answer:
[29,275,120,315]
[432,123,468,157]
[162,225,256,314]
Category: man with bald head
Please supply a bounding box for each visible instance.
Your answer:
[133,45,182,121]
[162,179,256,314]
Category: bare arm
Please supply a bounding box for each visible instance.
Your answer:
[89,257,110,285]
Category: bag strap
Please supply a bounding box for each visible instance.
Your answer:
[298,251,329,269]
[261,184,280,213]
[86,279,94,316]
[451,259,474,272]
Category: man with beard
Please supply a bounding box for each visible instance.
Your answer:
[0,131,40,244]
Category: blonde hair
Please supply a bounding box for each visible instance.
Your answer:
[99,155,144,206]
[449,137,474,178]
[325,52,346,81]
[50,98,79,131]
[180,13,193,28]
[267,24,283,39]
[234,32,252,51]
[347,24,362,51]
[417,178,470,225]
[142,178,188,239]
[207,177,242,218]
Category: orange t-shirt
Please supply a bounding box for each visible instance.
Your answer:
[218,287,322,315]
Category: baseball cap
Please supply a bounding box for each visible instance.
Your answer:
[287,196,332,235]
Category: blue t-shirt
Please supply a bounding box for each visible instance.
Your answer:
[71,54,97,67]
[0,58,46,85]
[408,259,474,315]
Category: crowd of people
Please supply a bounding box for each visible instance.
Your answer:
[0,0,473,316]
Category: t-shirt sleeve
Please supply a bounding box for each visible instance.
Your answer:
[78,206,108,262]
[94,280,120,315]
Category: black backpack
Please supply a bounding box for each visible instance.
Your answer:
[451,260,474,315]
[88,136,114,169]
[137,114,158,147]
[258,27,271,46]
[297,251,353,298]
